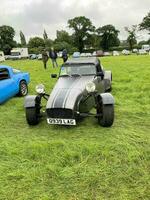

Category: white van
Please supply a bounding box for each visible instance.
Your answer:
[142,45,150,52]
[9,48,29,59]
[0,51,5,62]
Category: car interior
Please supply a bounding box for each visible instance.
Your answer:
[0,68,10,80]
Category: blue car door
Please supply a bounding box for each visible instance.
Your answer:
[0,68,17,104]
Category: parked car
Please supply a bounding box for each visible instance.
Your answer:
[132,49,138,53]
[122,49,130,55]
[92,51,103,57]
[85,53,92,57]
[80,53,92,57]
[113,51,119,56]
[4,55,10,60]
[113,51,120,56]
[96,50,104,57]
[104,52,111,56]
[0,65,30,104]
[37,54,42,60]
[92,51,97,57]
[138,49,147,55]
[80,53,86,57]
[29,54,38,59]
[24,57,114,127]
[72,52,80,58]
[142,44,150,52]
[57,51,63,58]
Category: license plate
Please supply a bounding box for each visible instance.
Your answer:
[47,118,76,125]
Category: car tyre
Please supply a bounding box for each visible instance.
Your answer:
[97,104,114,127]
[18,80,28,96]
[25,107,40,125]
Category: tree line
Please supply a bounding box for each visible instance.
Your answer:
[0,12,150,55]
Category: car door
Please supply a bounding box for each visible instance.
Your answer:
[0,68,17,103]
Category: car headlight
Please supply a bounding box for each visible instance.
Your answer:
[85,82,96,93]
[35,84,45,94]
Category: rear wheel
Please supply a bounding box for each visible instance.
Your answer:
[25,107,40,125]
[97,104,114,127]
[18,80,28,96]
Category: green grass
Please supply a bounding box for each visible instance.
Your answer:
[0,56,150,200]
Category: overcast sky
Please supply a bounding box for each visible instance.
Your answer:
[0,0,150,42]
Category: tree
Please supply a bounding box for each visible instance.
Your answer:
[68,16,94,52]
[43,29,48,40]
[54,30,75,52]
[28,37,45,48]
[138,40,148,46]
[0,25,16,54]
[55,30,72,44]
[54,41,73,53]
[85,30,101,50]
[28,37,45,54]
[20,31,26,46]
[97,25,120,50]
[139,12,150,33]
[125,25,137,50]
[42,30,54,50]
[44,39,53,50]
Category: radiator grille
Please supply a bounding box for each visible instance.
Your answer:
[46,108,74,119]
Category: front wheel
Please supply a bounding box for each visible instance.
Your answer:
[25,107,40,125]
[18,80,28,96]
[97,104,114,127]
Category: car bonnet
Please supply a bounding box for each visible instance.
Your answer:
[46,76,94,110]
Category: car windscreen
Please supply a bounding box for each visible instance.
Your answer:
[0,68,10,80]
[60,64,96,76]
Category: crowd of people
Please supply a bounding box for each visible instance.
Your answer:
[41,48,68,69]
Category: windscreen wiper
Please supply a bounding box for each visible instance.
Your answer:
[59,74,72,77]
[71,74,81,77]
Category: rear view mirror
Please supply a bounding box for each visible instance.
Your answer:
[51,74,57,78]
[97,72,104,79]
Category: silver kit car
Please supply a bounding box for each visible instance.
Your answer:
[24,58,114,127]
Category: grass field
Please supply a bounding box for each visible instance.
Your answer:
[0,55,150,200]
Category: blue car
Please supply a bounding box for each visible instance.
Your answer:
[0,65,30,104]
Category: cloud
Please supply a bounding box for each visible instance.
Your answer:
[0,0,149,42]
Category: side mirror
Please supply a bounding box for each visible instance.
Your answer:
[51,74,57,78]
[97,72,104,79]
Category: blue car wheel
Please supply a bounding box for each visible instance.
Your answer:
[18,80,28,96]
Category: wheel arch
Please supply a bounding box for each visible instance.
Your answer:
[24,95,37,108]
[19,79,27,84]
[98,93,115,105]
[96,93,115,127]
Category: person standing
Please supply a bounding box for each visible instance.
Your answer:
[49,47,58,68]
[42,49,49,69]
[62,49,68,63]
